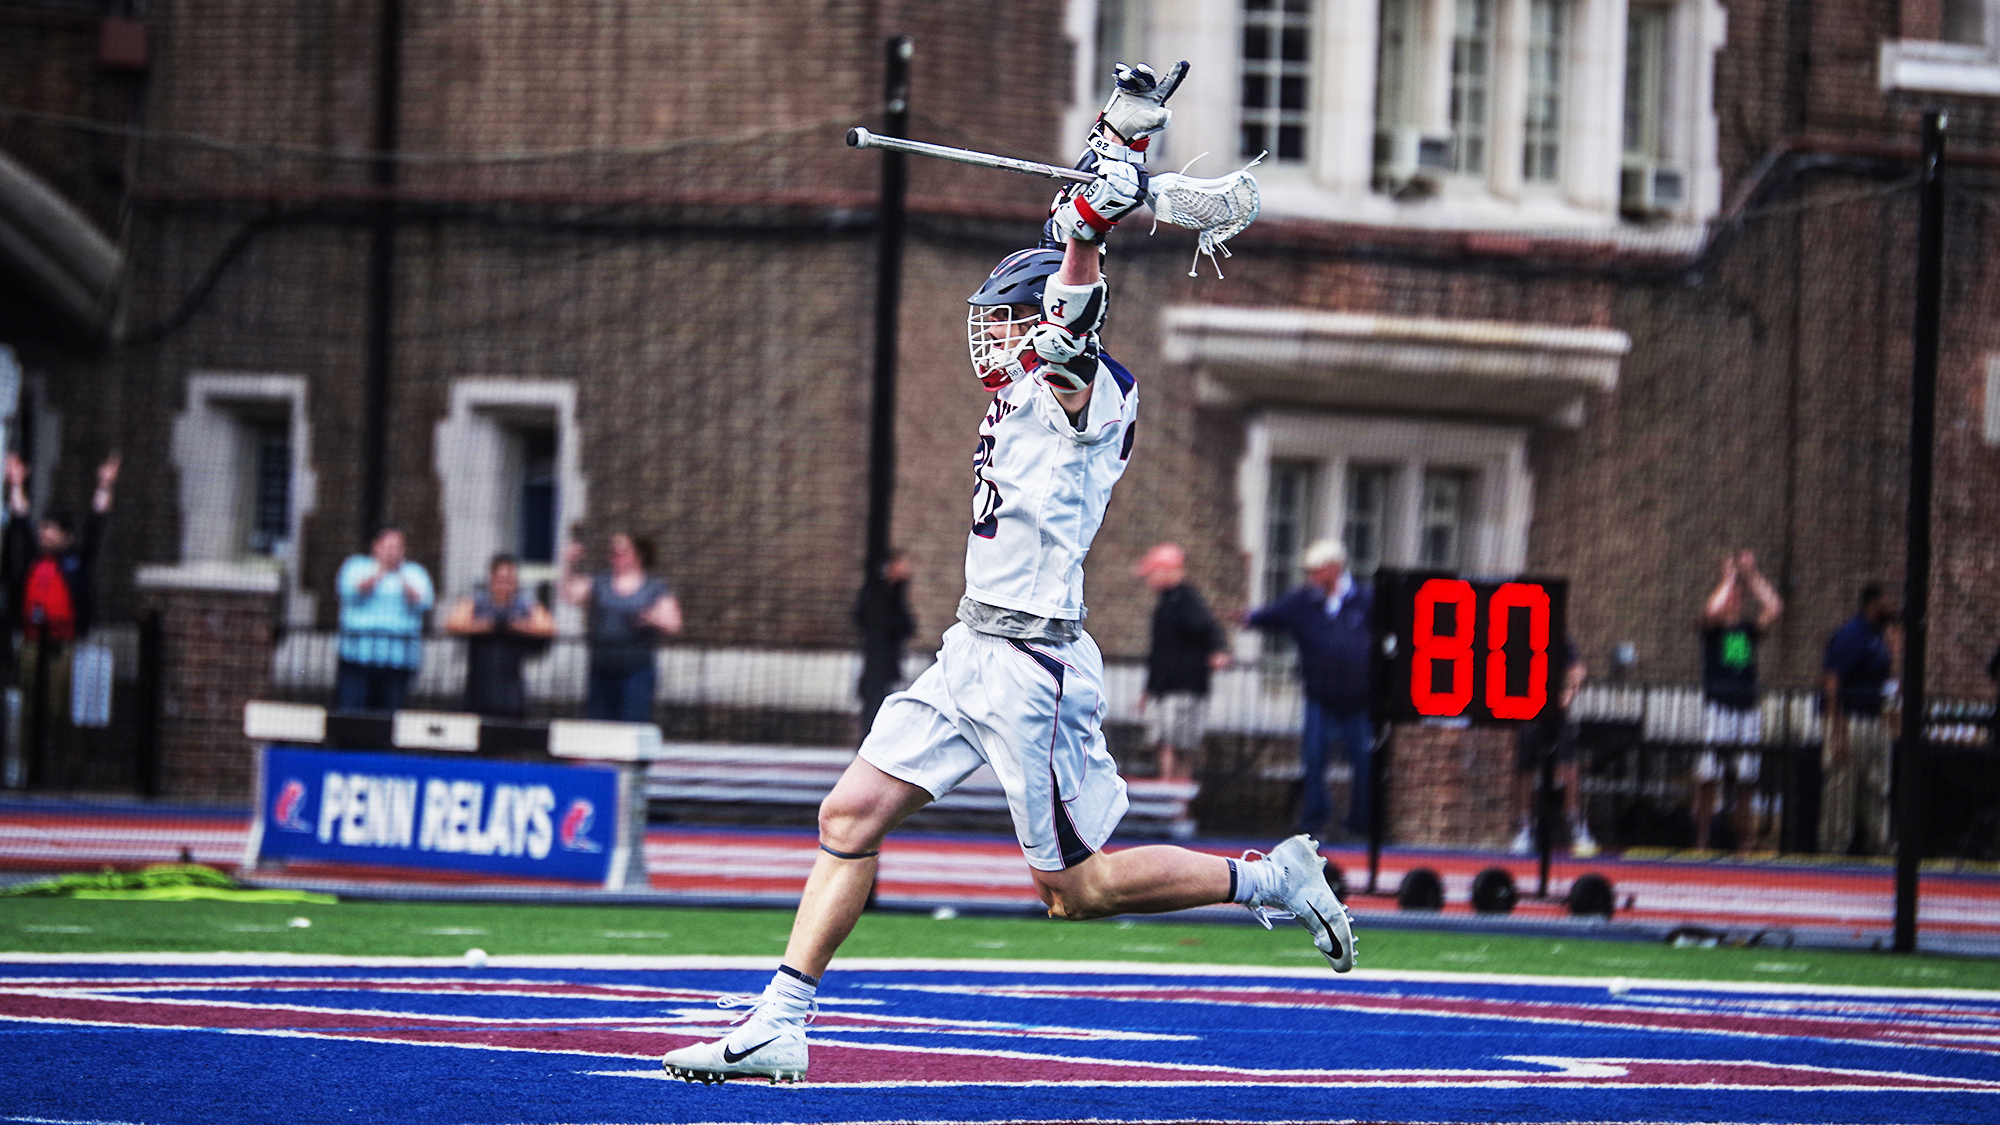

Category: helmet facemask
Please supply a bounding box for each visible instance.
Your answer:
[967,303,1039,391]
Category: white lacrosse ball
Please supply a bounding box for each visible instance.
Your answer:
[463,947,490,968]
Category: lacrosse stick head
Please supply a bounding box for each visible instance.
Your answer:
[1145,162,1263,277]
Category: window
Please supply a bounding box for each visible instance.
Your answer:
[1241,0,1312,162]
[1880,0,2000,95]
[1375,0,1422,135]
[169,373,317,623]
[1448,0,1493,176]
[1418,468,1473,569]
[1523,0,1568,184]
[1084,0,1723,224]
[1094,0,1148,104]
[433,380,587,610]
[1263,459,1318,600]
[1623,3,1668,162]
[513,423,558,564]
[1944,0,1986,45]
[241,413,293,558]
[1238,414,1533,639]
[1344,464,1391,576]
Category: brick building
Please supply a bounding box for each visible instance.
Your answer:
[5,0,2000,842]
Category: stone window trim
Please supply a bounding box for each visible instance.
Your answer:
[1068,0,1724,230]
[1881,38,2000,95]
[167,372,317,623]
[1163,303,1627,427]
[432,379,588,634]
[1234,410,1535,658]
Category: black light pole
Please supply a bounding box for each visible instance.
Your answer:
[854,37,911,740]
[863,36,910,581]
[359,0,403,541]
[1893,110,1945,954]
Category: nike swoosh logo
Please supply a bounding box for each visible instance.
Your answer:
[1307,903,1345,960]
[722,1037,780,1064]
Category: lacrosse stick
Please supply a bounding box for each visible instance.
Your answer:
[847,128,1261,278]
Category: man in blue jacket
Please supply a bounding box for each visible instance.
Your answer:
[1246,538,1375,842]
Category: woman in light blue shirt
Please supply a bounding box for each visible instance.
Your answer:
[335,526,435,712]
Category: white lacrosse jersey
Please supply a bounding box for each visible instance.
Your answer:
[964,356,1139,620]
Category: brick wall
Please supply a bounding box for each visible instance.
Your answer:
[1384,725,1516,849]
[138,581,277,801]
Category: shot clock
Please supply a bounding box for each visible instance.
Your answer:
[1372,571,1569,725]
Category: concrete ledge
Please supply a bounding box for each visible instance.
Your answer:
[136,561,283,594]
[1880,40,2000,95]
[1164,305,1628,424]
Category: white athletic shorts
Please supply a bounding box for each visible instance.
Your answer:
[1144,692,1209,751]
[1696,701,1762,783]
[860,622,1130,872]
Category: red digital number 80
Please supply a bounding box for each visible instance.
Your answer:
[1410,579,1475,716]
[1410,579,1552,719]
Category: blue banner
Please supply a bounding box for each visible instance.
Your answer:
[254,747,622,884]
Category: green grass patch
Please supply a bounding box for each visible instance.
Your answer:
[4,896,1998,991]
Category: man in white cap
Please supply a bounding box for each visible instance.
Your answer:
[1245,538,1376,842]
[1133,543,1229,779]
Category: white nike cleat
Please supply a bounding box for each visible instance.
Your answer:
[661,994,810,1084]
[1247,834,1357,972]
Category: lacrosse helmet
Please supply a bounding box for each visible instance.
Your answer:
[967,248,1063,391]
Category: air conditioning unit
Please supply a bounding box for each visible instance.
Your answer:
[1620,161,1686,215]
[1375,125,1455,185]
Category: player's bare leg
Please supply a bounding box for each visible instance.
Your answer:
[662,758,929,1084]
[1033,845,1229,918]
[1033,838,1355,972]
[782,759,933,978]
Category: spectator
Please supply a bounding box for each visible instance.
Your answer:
[1694,549,1783,851]
[1133,542,1229,780]
[5,451,117,787]
[853,549,916,737]
[1245,538,1374,842]
[445,553,555,719]
[1821,582,1898,855]
[1509,639,1590,856]
[335,526,434,713]
[562,531,681,722]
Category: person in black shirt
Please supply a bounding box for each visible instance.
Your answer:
[1510,637,1589,855]
[853,550,917,738]
[1821,582,1898,854]
[1694,549,1783,851]
[1133,543,1228,779]
[445,554,555,719]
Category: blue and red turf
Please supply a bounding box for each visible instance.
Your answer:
[2,954,1997,1124]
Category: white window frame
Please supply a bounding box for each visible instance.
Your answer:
[1085,0,1721,231]
[169,372,318,624]
[432,379,587,631]
[1882,0,2000,95]
[1235,411,1532,658]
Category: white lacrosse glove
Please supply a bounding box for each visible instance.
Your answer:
[1029,276,1109,393]
[1048,160,1144,244]
[1090,61,1189,165]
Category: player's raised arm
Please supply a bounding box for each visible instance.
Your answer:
[1035,161,1140,416]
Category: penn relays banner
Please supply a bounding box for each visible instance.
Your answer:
[247,747,625,885]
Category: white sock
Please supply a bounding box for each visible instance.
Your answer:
[1229,856,1279,905]
[762,964,818,1015]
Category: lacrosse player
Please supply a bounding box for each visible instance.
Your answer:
[663,64,1353,1086]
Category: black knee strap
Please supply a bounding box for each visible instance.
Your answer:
[820,843,879,860]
